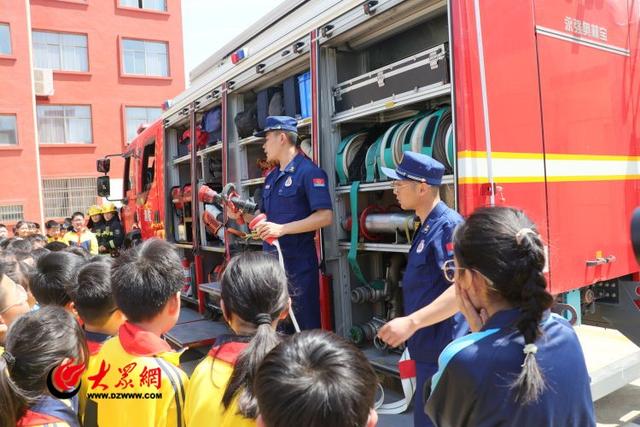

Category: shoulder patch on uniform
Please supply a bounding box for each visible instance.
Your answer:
[312,178,326,187]
[446,242,454,256]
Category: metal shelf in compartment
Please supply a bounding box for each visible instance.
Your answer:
[335,175,454,194]
[338,241,410,253]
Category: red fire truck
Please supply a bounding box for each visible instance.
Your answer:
[97,0,640,421]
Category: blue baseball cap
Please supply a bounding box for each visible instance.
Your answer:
[381,152,445,186]
[254,116,298,137]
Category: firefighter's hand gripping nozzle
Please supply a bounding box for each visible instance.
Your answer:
[199,183,258,225]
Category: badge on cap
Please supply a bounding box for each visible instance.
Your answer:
[416,240,426,254]
[285,176,293,187]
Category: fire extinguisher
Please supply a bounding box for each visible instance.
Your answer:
[181,258,193,296]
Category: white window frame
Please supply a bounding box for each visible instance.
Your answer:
[42,177,98,219]
[124,106,162,142]
[119,0,167,12]
[0,23,12,55]
[36,105,93,144]
[0,114,18,145]
[121,38,169,77]
[0,204,24,223]
[32,30,88,72]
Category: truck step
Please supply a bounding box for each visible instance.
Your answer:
[165,319,230,350]
[199,282,221,298]
[177,307,205,325]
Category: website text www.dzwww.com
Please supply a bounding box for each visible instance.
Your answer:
[86,392,162,400]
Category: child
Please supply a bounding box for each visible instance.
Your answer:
[30,252,85,310]
[63,212,98,255]
[254,330,379,427]
[426,207,595,426]
[185,252,290,427]
[46,220,65,243]
[70,259,124,354]
[0,268,31,345]
[83,239,188,427]
[69,259,125,422]
[0,306,88,427]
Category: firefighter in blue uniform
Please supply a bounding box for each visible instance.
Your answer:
[229,116,333,330]
[377,152,468,427]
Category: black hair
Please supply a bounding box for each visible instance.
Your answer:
[5,239,32,254]
[0,224,6,230]
[452,206,554,404]
[218,252,289,418]
[0,306,88,426]
[45,241,68,252]
[30,248,50,263]
[69,260,116,325]
[71,212,84,220]
[45,220,60,229]
[27,234,47,244]
[0,239,11,250]
[30,252,86,306]
[0,259,33,294]
[111,238,182,323]
[254,330,378,427]
[62,245,91,261]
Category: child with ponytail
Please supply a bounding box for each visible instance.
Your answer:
[0,306,87,427]
[426,207,595,426]
[185,252,290,427]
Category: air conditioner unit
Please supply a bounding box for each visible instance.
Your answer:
[34,68,54,97]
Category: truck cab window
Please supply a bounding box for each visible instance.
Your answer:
[141,140,155,192]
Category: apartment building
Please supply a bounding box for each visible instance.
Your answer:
[0,0,184,228]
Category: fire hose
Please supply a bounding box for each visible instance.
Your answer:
[199,183,258,225]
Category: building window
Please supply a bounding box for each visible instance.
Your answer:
[0,24,11,55]
[0,204,23,223]
[122,39,168,77]
[33,30,88,72]
[37,105,92,144]
[125,107,161,142]
[0,115,18,145]
[43,177,97,218]
[120,0,166,11]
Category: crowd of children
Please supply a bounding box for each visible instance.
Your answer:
[0,206,595,427]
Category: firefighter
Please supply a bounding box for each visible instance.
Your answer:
[99,202,124,255]
[87,205,105,235]
[228,116,333,330]
[376,152,468,427]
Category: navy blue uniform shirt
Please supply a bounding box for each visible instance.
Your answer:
[260,152,332,260]
[427,308,595,427]
[404,201,467,363]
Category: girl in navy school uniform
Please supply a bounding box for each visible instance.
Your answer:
[0,306,88,427]
[426,207,595,427]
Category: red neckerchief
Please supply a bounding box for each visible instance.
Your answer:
[17,410,61,426]
[208,341,249,365]
[119,321,172,356]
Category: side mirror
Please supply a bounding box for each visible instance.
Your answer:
[631,208,640,265]
[97,176,111,197]
[97,158,111,173]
